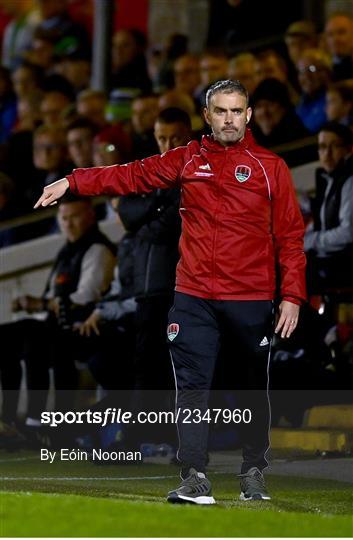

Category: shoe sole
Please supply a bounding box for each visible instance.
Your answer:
[240,491,271,501]
[167,493,216,505]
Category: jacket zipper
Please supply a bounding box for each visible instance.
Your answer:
[210,150,227,297]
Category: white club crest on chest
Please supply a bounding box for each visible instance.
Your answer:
[235,165,251,182]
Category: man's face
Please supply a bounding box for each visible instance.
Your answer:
[57,201,95,243]
[174,56,200,95]
[200,55,227,87]
[67,128,94,168]
[318,130,350,173]
[33,133,67,171]
[325,16,353,57]
[154,121,191,153]
[40,92,70,127]
[77,97,106,128]
[296,57,329,95]
[253,100,285,136]
[227,59,257,95]
[204,92,251,146]
[131,97,158,134]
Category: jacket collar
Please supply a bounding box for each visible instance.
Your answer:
[201,128,256,153]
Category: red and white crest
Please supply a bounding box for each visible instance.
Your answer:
[235,165,251,182]
[167,323,179,341]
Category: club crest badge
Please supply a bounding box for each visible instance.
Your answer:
[235,165,251,183]
[167,323,179,341]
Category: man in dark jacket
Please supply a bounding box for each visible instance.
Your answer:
[35,80,306,504]
[0,195,115,428]
[305,121,353,292]
[117,107,192,393]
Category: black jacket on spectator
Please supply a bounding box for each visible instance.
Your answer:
[312,154,353,256]
[44,224,116,322]
[118,188,181,298]
[252,110,309,148]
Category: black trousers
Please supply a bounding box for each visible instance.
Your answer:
[168,293,274,474]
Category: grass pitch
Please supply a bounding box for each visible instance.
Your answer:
[0,451,352,537]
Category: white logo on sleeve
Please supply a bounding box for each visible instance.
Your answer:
[259,336,269,346]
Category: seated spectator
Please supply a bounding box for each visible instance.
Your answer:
[195,50,228,106]
[76,89,108,128]
[36,0,90,60]
[54,46,91,96]
[296,48,332,133]
[324,13,353,81]
[93,126,132,167]
[158,89,205,135]
[129,95,160,159]
[24,27,56,72]
[111,29,151,94]
[40,89,73,127]
[0,67,17,144]
[227,53,258,97]
[251,78,309,148]
[305,122,353,293]
[1,0,40,69]
[0,195,116,427]
[326,81,353,128]
[284,20,318,66]
[67,117,99,168]
[173,54,200,98]
[254,49,299,105]
[11,62,44,101]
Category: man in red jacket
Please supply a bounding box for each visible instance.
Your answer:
[35,80,306,504]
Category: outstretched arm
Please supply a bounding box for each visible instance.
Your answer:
[34,147,188,209]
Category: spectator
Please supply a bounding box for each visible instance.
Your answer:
[129,95,159,159]
[227,53,258,97]
[24,27,56,71]
[93,126,131,168]
[67,117,98,168]
[195,51,228,106]
[254,49,299,104]
[284,20,317,66]
[173,54,200,97]
[305,122,353,293]
[151,33,188,93]
[36,0,90,60]
[324,13,353,81]
[111,29,151,94]
[251,78,308,147]
[158,89,204,135]
[57,48,91,95]
[11,62,44,101]
[0,67,17,144]
[326,81,353,128]
[40,90,73,127]
[0,195,116,427]
[296,48,332,133]
[1,0,40,70]
[76,89,107,128]
[31,125,72,206]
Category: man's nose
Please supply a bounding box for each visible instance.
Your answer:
[224,111,233,123]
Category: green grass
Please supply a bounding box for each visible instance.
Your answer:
[0,451,352,537]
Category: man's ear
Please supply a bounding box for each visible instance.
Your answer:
[203,107,211,126]
[246,107,252,124]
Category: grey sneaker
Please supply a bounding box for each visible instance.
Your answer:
[167,468,216,505]
[238,467,271,501]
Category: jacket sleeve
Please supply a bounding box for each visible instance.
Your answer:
[272,159,307,305]
[66,147,187,196]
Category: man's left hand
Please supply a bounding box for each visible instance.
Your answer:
[274,300,300,339]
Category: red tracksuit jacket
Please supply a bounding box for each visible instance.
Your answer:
[67,130,307,304]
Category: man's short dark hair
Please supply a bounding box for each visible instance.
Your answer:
[156,107,191,129]
[205,79,249,108]
[319,121,353,147]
